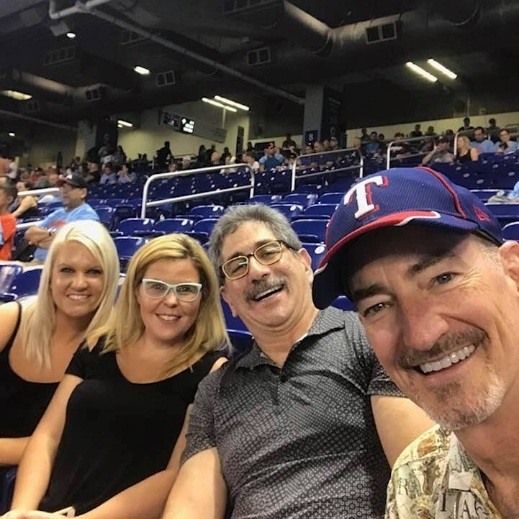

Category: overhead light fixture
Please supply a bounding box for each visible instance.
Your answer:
[405,62,438,83]
[427,58,457,80]
[117,119,133,128]
[1,90,32,101]
[133,65,150,76]
[8,132,15,137]
[202,97,237,112]
[66,32,76,39]
[214,95,249,111]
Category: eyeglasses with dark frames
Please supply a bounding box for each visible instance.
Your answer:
[220,240,296,280]
[140,279,202,302]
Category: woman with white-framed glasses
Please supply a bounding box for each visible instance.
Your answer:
[6,234,229,519]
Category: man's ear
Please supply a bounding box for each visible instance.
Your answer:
[297,247,314,281]
[499,240,519,287]
[220,285,238,317]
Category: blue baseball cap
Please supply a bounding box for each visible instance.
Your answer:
[312,166,503,309]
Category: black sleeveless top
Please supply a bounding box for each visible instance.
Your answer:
[0,303,59,438]
[40,340,224,514]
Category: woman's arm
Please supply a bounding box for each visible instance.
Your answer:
[11,197,37,219]
[0,438,29,467]
[470,147,479,161]
[10,376,82,512]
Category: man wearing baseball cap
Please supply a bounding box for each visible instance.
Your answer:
[313,166,518,516]
[25,173,99,262]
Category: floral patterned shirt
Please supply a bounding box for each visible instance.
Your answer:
[386,425,502,518]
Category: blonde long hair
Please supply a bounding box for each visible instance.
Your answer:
[19,220,120,368]
[87,234,229,374]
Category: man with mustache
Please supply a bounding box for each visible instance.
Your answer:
[312,166,518,517]
[163,204,431,518]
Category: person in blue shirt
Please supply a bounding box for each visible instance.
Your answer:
[99,162,118,184]
[259,143,284,171]
[495,128,518,154]
[471,126,496,154]
[25,173,99,262]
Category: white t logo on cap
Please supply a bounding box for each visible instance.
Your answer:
[343,175,386,219]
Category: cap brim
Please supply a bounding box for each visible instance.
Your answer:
[312,210,481,310]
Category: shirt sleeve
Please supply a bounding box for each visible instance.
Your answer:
[65,345,90,378]
[38,209,60,229]
[181,367,225,464]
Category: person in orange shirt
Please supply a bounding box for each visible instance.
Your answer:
[0,183,17,260]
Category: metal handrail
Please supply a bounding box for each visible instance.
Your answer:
[290,147,364,191]
[19,188,60,199]
[140,163,253,219]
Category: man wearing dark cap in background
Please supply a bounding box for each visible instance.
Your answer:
[25,173,99,262]
[421,136,454,165]
[313,166,519,517]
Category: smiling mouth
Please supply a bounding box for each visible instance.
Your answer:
[67,294,89,300]
[417,345,476,375]
[252,285,284,302]
[157,314,180,322]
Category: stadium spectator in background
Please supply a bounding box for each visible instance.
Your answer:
[112,145,127,167]
[8,233,228,518]
[117,162,136,184]
[180,156,192,171]
[360,127,370,143]
[365,131,382,155]
[281,133,297,150]
[472,126,495,154]
[458,116,474,138]
[456,135,479,163]
[0,182,17,260]
[0,221,118,466]
[11,181,38,220]
[409,123,423,139]
[25,173,99,262]
[98,133,115,164]
[99,162,117,185]
[425,125,437,137]
[495,128,518,154]
[421,136,454,165]
[163,204,432,519]
[156,140,173,169]
[329,135,340,150]
[259,142,284,171]
[389,132,411,159]
[313,167,519,518]
[245,141,254,153]
[487,117,501,143]
[243,150,260,171]
[85,161,100,184]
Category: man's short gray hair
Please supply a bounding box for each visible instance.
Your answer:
[208,204,302,284]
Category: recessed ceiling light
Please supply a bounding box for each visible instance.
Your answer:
[133,66,150,76]
[214,95,249,111]
[117,119,133,127]
[427,59,457,80]
[66,32,76,39]
[0,90,32,101]
[8,132,15,137]
[405,62,438,83]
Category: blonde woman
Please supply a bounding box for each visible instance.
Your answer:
[0,220,119,467]
[7,234,229,519]
[456,135,479,162]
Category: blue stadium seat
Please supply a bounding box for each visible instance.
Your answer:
[0,467,17,514]
[297,203,337,220]
[485,204,519,226]
[95,207,116,230]
[0,267,43,303]
[114,218,155,236]
[331,295,355,312]
[221,298,253,356]
[184,218,220,244]
[471,189,500,202]
[189,205,224,219]
[113,236,147,271]
[291,219,329,243]
[0,264,23,294]
[502,222,519,240]
[282,193,318,208]
[270,203,304,220]
[152,218,195,235]
[249,194,283,205]
[318,192,345,204]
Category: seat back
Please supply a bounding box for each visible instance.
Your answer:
[116,218,155,236]
[291,219,329,243]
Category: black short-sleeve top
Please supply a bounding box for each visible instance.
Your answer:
[39,339,223,515]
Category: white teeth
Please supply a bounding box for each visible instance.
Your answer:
[68,294,88,300]
[254,286,282,301]
[157,315,178,322]
[419,345,476,374]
